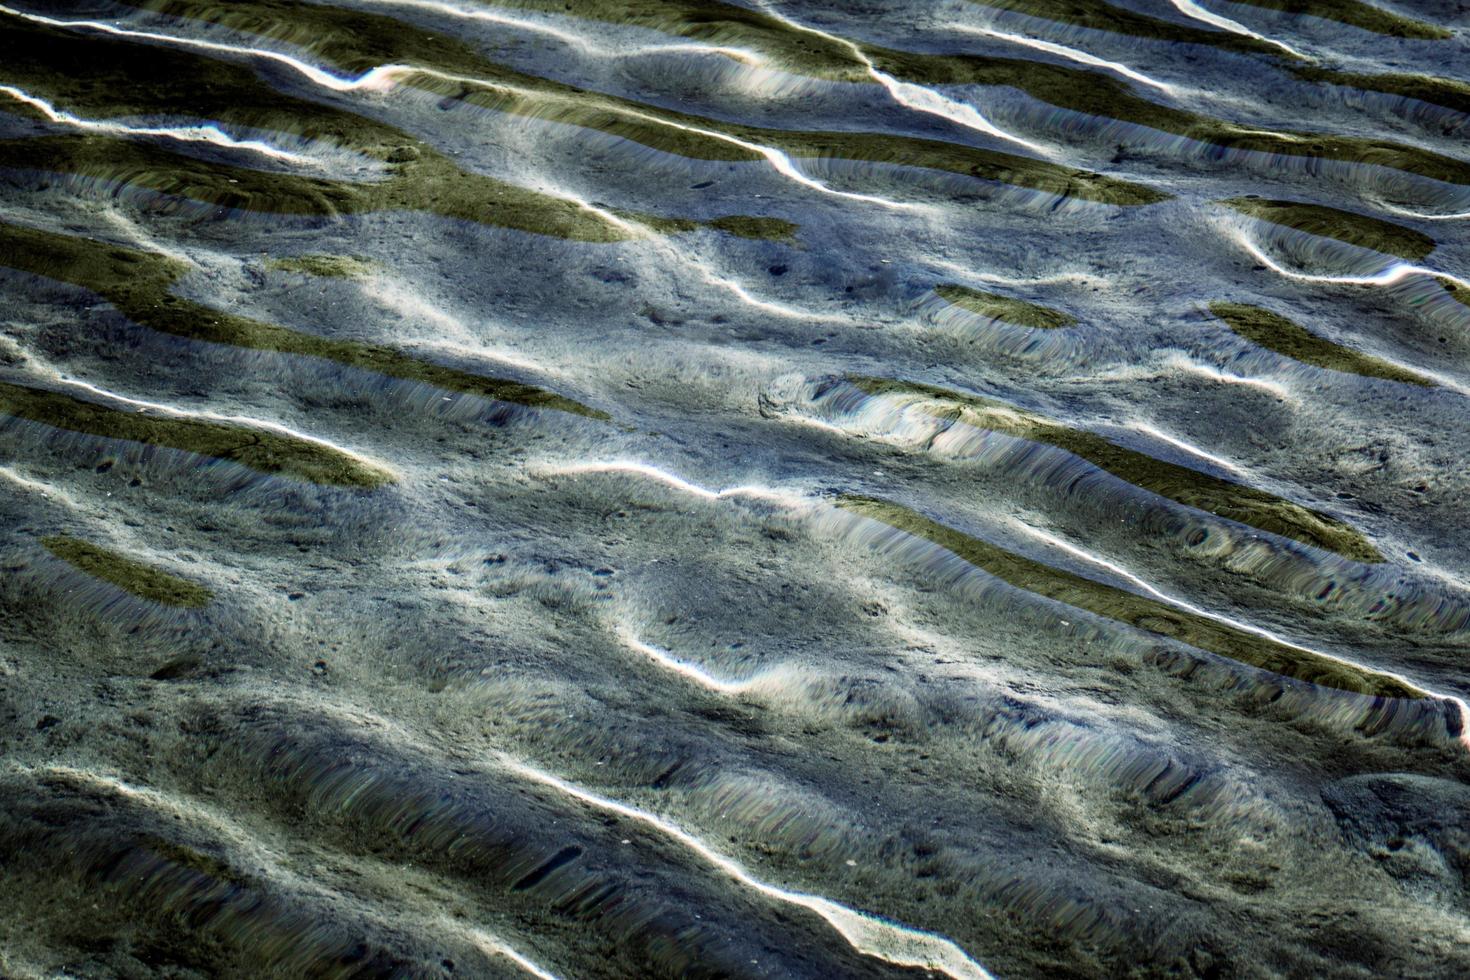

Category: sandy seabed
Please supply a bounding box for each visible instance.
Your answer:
[2,1,1470,977]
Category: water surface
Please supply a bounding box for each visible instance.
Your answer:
[2,1,1470,977]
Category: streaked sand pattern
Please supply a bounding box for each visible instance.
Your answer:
[1,1,1469,977]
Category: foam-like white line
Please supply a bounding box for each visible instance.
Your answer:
[1201,303,1464,393]
[951,23,1175,93]
[44,374,393,475]
[1128,420,1246,474]
[868,68,1055,156]
[401,337,555,378]
[96,209,202,267]
[618,626,754,693]
[540,460,808,508]
[462,929,561,980]
[927,257,1104,288]
[1232,228,1470,293]
[1157,351,1295,400]
[501,758,994,979]
[1165,0,1305,58]
[0,4,407,93]
[1011,522,1470,742]
[12,766,561,980]
[754,1,1051,156]
[0,463,73,504]
[384,0,1049,157]
[0,83,320,166]
[5,4,938,213]
[513,78,928,212]
[363,277,560,374]
[695,265,843,321]
[1376,202,1470,222]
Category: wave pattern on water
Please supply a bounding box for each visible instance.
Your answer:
[2,0,1469,977]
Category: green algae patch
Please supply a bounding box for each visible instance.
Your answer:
[0,129,627,244]
[0,93,50,124]
[0,380,392,487]
[846,376,1384,563]
[374,152,630,242]
[0,15,415,158]
[129,0,534,80]
[774,130,1164,205]
[869,51,1470,188]
[0,221,608,420]
[838,495,1419,698]
[706,215,800,242]
[1209,302,1435,388]
[1221,198,1436,261]
[1292,67,1470,118]
[417,71,1169,205]
[42,535,213,608]
[266,255,380,280]
[934,284,1076,329]
[613,212,798,240]
[0,19,645,242]
[1439,277,1470,310]
[10,5,1160,209]
[0,134,364,218]
[130,0,876,84]
[389,0,1470,188]
[1225,0,1451,39]
[111,0,1162,206]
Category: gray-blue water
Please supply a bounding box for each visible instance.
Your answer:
[2,1,1470,976]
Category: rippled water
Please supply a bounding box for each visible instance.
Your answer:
[2,1,1469,976]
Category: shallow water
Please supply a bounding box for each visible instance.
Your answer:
[1,1,1469,977]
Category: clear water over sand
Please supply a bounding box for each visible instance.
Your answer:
[2,1,1470,976]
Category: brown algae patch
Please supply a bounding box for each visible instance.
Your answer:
[266,255,380,279]
[41,535,213,608]
[0,221,607,420]
[934,284,1076,329]
[847,376,1384,562]
[1209,302,1435,388]
[837,495,1421,698]
[0,380,391,487]
[1221,197,1436,261]
[1224,0,1451,40]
